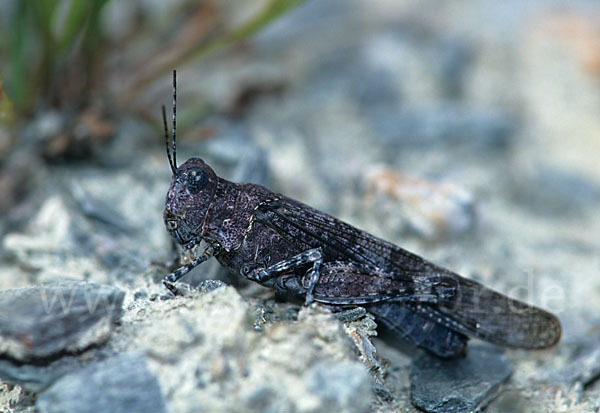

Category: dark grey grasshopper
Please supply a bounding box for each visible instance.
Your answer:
[161,71,561,358]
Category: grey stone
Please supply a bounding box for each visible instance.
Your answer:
[306,360,372,412]
[203,122,256,165]
[36,353,166,413]
[436,37,474,99]
[370,105,514,151]
[306,44,401,109]
[0,352,91,393]
[233,145,270,187]
[0,280,124,361]
[410,345,512,413]
[360,167,477,241]
[69,183,136,233]
[565,350,600,387]
[514,165,600,216]
[540,333,600,387]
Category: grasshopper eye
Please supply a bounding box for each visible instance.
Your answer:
[187,169,208,194]
[166,219,178,230]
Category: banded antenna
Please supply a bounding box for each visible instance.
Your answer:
[163,70,178,175]
[171,69,177,170]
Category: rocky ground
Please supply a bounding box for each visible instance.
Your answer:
[2,0,600,412]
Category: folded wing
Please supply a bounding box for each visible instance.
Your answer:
[257,198,561,349]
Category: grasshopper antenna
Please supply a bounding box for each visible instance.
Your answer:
[171,69,177,171]
[162,105,176,175]
[162,70,178,175]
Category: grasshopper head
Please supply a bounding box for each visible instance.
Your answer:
[163,158,217,247]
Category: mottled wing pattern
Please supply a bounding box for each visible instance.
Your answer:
[435,276,561,348]
[257,198,446,276]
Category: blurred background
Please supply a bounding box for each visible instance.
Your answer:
[1,0,600,411]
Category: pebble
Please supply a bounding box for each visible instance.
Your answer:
[410,345,512,413]
[36,353,166,413]
[306,360,372,412]
[0,280,124,361]
[369,105,514,151]
[0,353,89,393]
[362,166,476,240]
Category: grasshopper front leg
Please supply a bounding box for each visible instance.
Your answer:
[163,244,220,295]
